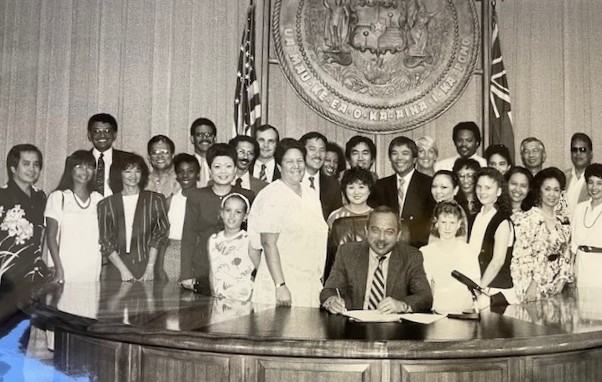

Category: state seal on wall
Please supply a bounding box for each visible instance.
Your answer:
[272,0,480,133]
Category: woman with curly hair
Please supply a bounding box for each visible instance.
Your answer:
[510,167,572,302]
[468,167,516,305]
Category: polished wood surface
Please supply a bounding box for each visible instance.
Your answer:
[28,281,602,381]
[28,281,602,359]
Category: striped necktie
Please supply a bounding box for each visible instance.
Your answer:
[368,256,386,310]
[259,164,267,181]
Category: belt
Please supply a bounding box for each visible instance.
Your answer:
[578,245,602,253]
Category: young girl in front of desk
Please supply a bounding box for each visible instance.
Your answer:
[208,193,259,302]
[421,201,481,314]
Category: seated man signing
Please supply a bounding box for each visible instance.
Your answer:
[320,206,433,314]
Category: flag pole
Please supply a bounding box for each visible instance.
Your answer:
[482,0,492,153]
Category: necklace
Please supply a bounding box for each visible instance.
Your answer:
[583,204,602,229]
[72,192,91,209]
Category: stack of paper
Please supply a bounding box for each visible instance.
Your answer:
[342,310,446,324]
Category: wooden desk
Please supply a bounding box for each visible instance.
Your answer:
[28,281,602,381]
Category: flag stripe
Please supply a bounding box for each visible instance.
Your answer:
[233,3,261,137]
[489,3,515,163]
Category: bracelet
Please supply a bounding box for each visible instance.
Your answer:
[275,282,286,288]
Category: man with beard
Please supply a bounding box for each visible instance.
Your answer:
[299,131,343,220]
[435,122,487,171]
[229,135,268,194]
[146,135,180,198]
[190,117,216,188]
[251,124,281,182]
[369,136,435,248]
[565,132,594,215]
[320,206,432,313]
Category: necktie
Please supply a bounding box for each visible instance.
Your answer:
[259,164,267,181]
[96,153,105,195]
[235,177,243,188]
[397,177,405,214]
[309,176,316,190]
[368,256,386,310]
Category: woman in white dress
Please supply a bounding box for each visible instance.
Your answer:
[248,139,328,307]
[45,150,103,283]
[572,163,602,287]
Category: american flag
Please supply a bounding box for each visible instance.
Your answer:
[233,2,261,137]
[489,2,515,163]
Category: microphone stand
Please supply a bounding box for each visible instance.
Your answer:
[448,287,481,320]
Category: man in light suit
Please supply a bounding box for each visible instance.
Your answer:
[299,131,343,220]
[320,206,432,314]
[368,136,435,248]
[229,135,268,195]
[565,132,593,215]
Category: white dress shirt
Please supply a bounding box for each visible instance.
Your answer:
[363,248,391,309]
[92,147,114,196]
[253,158,277,182]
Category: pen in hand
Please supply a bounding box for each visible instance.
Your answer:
[336,288,346,312]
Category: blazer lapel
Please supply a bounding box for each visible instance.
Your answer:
[353,243,370,307]
[386,244,404,294]
[114,195,127,255]
[130,191,147,261]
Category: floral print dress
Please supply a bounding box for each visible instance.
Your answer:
[208,230,255,301]
[511,207,572,302]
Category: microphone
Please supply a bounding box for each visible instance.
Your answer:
[451,270,490,296]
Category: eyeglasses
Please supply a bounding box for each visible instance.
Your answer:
[571,147,588,153]
[194,132,215,139]
[458,173,475,180]
[150,149,172,157]
[90,128,114,136]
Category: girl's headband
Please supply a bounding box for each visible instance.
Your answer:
[221,192,250,212]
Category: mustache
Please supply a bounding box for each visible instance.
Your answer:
[198,139,212,145]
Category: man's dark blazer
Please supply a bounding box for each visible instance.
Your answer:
[91,148,132,195]
[368,170,435,248]
[248,175,269,195]
[250,159,281,182]
[320,241,432,312]
[319,172,343,220]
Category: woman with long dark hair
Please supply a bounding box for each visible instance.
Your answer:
[45,150,103,283]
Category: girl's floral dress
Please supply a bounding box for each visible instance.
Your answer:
[208,230,255,301]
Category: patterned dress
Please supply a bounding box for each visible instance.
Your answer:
[511,207,572,302]
[208,230,255,301]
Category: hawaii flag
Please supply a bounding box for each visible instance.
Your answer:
[489,2,515,163]
[233,2,261,137]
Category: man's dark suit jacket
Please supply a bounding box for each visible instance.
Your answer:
[319,172,343,220]
[250,159,281,182]
[368,171,435,248]
[320,241,432,312]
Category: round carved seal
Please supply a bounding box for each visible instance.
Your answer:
[273,0,480,133]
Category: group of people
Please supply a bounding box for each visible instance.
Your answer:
[1,114,601,322]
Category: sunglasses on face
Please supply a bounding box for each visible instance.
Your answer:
[571,147,588,153]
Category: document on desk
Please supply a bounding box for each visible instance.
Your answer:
[342,310,403,322]
[342,310,447,324]
[399,313,447,324]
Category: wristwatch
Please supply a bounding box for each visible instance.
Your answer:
[275,282,286,288]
